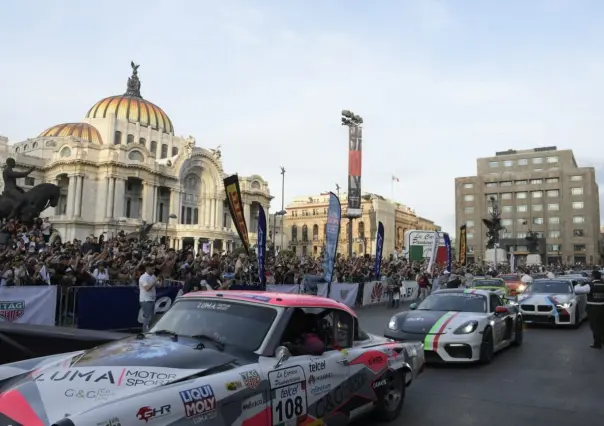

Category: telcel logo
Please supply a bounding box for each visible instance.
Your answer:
[309,360,326,372]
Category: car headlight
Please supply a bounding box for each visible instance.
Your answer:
[517,284,526,292]
[388,316,398,330]
[557,302,572,309]
[453,320,478,334]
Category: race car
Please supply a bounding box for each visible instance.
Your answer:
[384,289,523,364]
[470,278,509,298]
[518,279,588,327]
[498,274,525,296]
[0,291,424,426]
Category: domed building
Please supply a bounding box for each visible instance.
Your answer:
[0,63,272,252]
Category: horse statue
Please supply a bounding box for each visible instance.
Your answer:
[0,183,61,224]
[482,196,507,249]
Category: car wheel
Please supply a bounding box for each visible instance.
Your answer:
[479,327,494,364]
[512,318,523,346]
[374,370,406,422]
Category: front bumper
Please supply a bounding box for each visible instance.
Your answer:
[384,331,482,363]
[519,304,574,325]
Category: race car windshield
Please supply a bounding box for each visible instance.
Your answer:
[473,280,504,288]
[418,294,487,313]
[524,281,572,294]
[150,299,278,351]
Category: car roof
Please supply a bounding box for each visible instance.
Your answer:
[434,288,491,296]
[183,291,357,317]
[533,278,573,284]
[473,277,504,281]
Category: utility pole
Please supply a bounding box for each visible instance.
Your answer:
[280,166,286,251]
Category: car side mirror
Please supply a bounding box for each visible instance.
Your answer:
[410,303,417,310]
[495,306,508,314]
[274,345,292,369]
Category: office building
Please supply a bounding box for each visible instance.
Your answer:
[455,147,600,265]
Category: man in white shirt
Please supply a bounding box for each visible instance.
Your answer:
[521,272,533,285]
[546,270,555,279]
[139,264,157,332]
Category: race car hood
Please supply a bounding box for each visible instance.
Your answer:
[518,293,573,305]
[399,310,482,334]
[0,336,243,424]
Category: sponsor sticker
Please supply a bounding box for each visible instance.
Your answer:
[316,373,365,418]
[225,380,243,391]
[269,366,304,388]
[236,294,271,302]
[307,373,332,385]
[197,302,230,310]
[123,370,177,387]
[309,383,331,397]
[136,405,171,422]
[242,394,267,411]
[34,368,183,387]
[0,301,25,322]
[240,369,261,389]
[179,385,218,421]
[309,359,326,373]
[97,417,121,426]
[373,379,387,388]
[64,388,113,401]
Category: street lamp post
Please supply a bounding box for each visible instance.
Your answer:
[335,183,340,199]
[165,213,178,245]
[280,167,286,251]
[341,109,363,259]
[273,209,286,251]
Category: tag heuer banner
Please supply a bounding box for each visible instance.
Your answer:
[0,286,57,326]
[459,224,467,266]
[223,174,250,253]
[347,126,363,217]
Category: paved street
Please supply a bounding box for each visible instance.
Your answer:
[357,304,603,426]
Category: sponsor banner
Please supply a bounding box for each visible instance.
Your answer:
[459,225,467,266]
[316,283,329,298]
[374,221,384,279]
[347,126,363,217]
[223,174,250,252]
[0,285,57,325]
[402,281,419,300]
[266,284,300,294]
[444,232,452,272]
[322,192,341,284]
[405,230,447,261]
[361,281,389,306]
[257,206,267,288]
[75,286,182,330]
[328,283,359,307]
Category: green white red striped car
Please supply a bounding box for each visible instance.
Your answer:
[384,289,523,363]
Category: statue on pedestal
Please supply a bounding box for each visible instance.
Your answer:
[482,196,507,249]
[525,230,540,253]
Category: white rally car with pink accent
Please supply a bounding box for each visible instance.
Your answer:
[385,289,523,363]
[0,291,424,426]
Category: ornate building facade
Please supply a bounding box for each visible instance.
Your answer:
[0,64,272,251]
[284,192,440,257]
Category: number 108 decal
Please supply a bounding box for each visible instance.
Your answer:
[271,382,307,425]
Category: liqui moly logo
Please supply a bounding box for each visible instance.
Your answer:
[179,385,217,421]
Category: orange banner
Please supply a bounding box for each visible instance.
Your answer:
[458,225,467,266]
[223,175,250,252]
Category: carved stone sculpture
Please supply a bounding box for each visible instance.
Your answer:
[482,196,507,249]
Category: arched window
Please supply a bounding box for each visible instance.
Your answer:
[128,150,144,162]
[291,225,298,242]
[139,137,146,145]
[114,131,122,145]
[251,181,261,190]
[60,147,72,158]
[161,144,168,159]
[150,140,157,153]
[302,225,308,242]
[127,134,134,144]
[33,142,38,149]
[172,146,179,156]
[313,224,319,241]
[358,221,365,239]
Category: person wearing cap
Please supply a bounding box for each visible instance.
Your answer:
[576,270,604,349]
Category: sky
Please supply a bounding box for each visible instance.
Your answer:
[1,0,603,234]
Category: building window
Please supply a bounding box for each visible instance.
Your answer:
[502,232,512,238]
[463,183,474,189]
[570,175,583,181]
[464,195,474,202]
[549,230,560,238]
[572,201,584,209]
[172,147,179,156]
[302,225,308,242]
[127,134,134,144]
[548,217,560,224]
[545,177,559,183]
[517,205,528,212]
[518,159,528,165]
[532,157,543,164]
[486,182,498,188]
[466,233,474,239]
[114,131,122,145]
[573,229,585,237]
[486,194,498,201]
[489,161,498,168]
[530,179,543,184]
[501,219,513,226]
[574,244,586,252]
[516,192,527,199]
[532,191,543,198]
[546,156,559,163]
[517,232,527,238]
[464,206,474,214]
[501,193,512,200]
[547,190,559,197]
[571,187,584,195]
[193,208,199,224]
[291,225,298,242]
[515,180,527,185]
[466,220,475,227]
[502,206,513,213]
[161,144,168,159]
[547,203,559,211]
[500,181,512,186]
[139,137,146,145]
[150,140,157,153]
[533,217,543,225]
[573,216,585,224]
[24,177,35,186]
[532,204,543,211]
[503,160,513,167]
[547,244,561,251]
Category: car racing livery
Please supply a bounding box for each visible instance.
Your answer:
[0,291,424,426]
[518,279,588,326]
[384,289,523,363]
[470,278,509,298]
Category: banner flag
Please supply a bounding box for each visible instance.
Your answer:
[426,231,440,274]
[223,174,250,252]
[0,286,57,326]
[443,233,452,272]
[374,221,384,279]
[257,206,267,288]
[322,192,342,284]
[459,225,467,266]
[347,126,363,217]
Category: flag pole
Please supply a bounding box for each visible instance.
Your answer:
[391,177,394,200]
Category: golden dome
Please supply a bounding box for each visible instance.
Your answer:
[39,122,103,144]
[85,62,174,135]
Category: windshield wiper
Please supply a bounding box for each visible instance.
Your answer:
[151,329,178,341]
[190,334,225,351]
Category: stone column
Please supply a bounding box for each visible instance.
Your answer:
[203,198,210,227]
[210,199,216,228]
[74,176,83,217]
[113,178,126,218]
[216,198,224,230]
[169,189,177,218]
[209,239,215,256]
[105,177,115,218]
[66,175,77,217]
[152,186,159,222]
[244,203,251,229]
